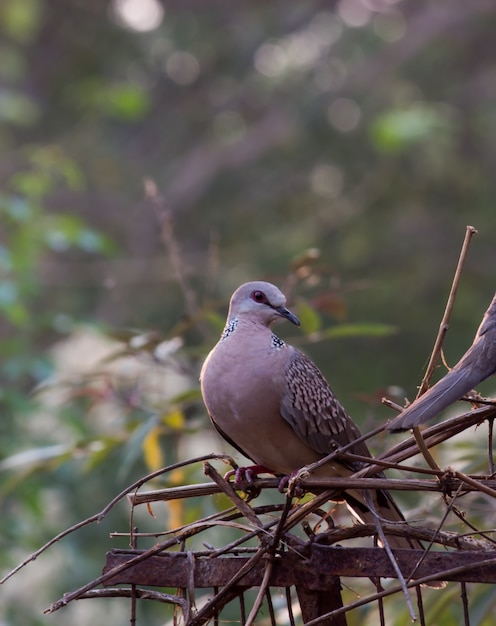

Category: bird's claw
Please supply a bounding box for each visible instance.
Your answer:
[224,464,272,498]
[278,470,305,498]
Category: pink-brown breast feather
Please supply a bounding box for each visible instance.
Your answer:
[200,326,325,474]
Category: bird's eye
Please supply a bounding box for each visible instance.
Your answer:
[251,290,267,303]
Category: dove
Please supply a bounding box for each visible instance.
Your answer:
[201,281,424,551]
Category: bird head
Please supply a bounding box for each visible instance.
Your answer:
[228,281,300,327]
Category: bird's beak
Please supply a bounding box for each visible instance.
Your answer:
[274,306,300,326]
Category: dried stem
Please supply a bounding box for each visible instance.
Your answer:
[362,490,416,621]
[244,558,274,626]
[304,557,496,626]
[144,178,199,321]
[1,453,233,586]
[411,226,478,471]
[417,225,477,397]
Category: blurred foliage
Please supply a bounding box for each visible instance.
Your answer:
[1,0,496,624]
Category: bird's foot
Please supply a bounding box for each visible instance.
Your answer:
[278,471,305,498]
[224,464,272,484]
[224,464,273,498]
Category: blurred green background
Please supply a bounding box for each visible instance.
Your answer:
[1,0,496,624]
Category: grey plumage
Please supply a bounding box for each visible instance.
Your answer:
[282,350,370,457]
[200,281,421,550]
[388,292,496,432]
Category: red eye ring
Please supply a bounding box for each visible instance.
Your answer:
[251,290,267,303]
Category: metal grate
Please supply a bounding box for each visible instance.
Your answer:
[41,403,496,625]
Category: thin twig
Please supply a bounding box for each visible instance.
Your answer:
[362,490,417,621]
[125,407,496,512]
[240,485,299,626]
[452,470,496,499]
[244,558,274,626]
[0,453,234,585]
[203,462,263,528]
[270,482,298,550]
[130,526,138,626]
[46,537,186,613]
[417,225,477,397]
[144,178,198,320]
[296,423,387,478]
[402,227,478,472]
[446,501,496,547]
[336,452,443,476]
[488,418,495,475]
[129,475,496,506]
[368,405,496,477]
[186,548,267,626]
[460,581,470,626]
[405,482,463,583]
[415,584,426,626]
[304,557,496,626]
[77,587,190,608]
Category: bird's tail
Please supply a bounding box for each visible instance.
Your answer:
[387,364,483,432]
[344,488,421,551]
[345,489,445,588]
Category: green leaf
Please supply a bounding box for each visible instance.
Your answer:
[10,170,50,198]
[104,84,150,120]
[118,414,160,479]
[317,322,397,340]
[0,281,28,325]
[0,444,72,473]
[0,245,12,270]
[0,280,18,305]
[167,388,203,405]
[83,437,123,472]
[296,298,322,334]
[41,214,114,254]
[0,89,39,126]
[1,0,42,43]
[371,104,450,153]
[0,195,33,221]
[204,310,228,334]
[75,80,151,121]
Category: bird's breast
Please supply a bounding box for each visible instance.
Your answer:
[200,337,323,473]
[202,339,285,421]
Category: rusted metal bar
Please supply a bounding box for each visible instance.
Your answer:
[103,546,496,588]
[103,549,321,589]
[296,578,347,626]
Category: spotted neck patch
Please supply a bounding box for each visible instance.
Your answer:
[271,333,285,349]
[220,318,239,341]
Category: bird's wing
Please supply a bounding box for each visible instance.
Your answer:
[387,367,479,432]
[280,350,434,554]
[280,347,371,465]
[474,292,496,339]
